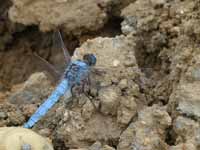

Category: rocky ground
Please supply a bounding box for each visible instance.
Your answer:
[0,0,200,149]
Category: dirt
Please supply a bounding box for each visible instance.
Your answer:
[1,0,200,149]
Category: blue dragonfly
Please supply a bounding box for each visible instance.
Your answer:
[23,30,96,128]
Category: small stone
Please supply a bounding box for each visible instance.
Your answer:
[8,72,52,105]
[38,128,51,137]
[169,82,200,119]
[151,0,165,8]
[117,97,137,125]
[101,145,115,150]
[123,59,136,67]
[99,86,120,115]
[8,110,25,125]
[89,141,102,150]
[173,116,199,142]
[113,60,120,67]
[21,104,38,117]
[0,112,7,119]
[121,16,137,35]
[186,65,200,81]
[118,79,128,89]
[82,100,95,120]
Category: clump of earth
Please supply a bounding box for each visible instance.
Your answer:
[0,0,200,150]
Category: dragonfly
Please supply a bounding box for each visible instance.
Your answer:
[23,30,96,128]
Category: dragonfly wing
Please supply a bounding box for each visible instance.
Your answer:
[32,53,61,83]
[53,30,71,65]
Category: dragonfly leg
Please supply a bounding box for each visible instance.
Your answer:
[71,77,90,97]
[84,90,98,111]
[71,84,82,97]
[83,76,98,110]
[70,85,76,98]
[33,53,61,82]
[70,84,85,106]
[83,77,90,94]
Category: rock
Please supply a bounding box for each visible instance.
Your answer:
[172,116,200,148]
[117,105,171,150]
[169,82,200,119]
[117,97,137,126]
[118,79,128,89]
[121,1,157,33]
[100,145,115,150]
[173,116,199,142]
[9,0,111,34]
[81,99,95,120]
[150,0,166,8]
[7,110,25,125]
[21,104,38,117]
[186,65,200,81]
[38,128,52,137]
[99,86,120,115]
[0,112,7,119]
[169,143,196,150]
[88,142,115,150]
[121,16,137,35]
[0,103,25,126]
[55,110,121,148]
[70,149,88,150]
[73,36,137,70]
[41,35,143,148]
[0,127,54,150]
[185,55,200,82]
[3,0,200,149]
[89,141,102,150]
[8,72,52,104]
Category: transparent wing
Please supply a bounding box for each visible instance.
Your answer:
[53,30,71,65]
[91,66,156,75]
[32,53,61,83]
[33,30,72,83]
[89,66,157,84]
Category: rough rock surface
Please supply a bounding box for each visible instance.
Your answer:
[8,72,52,104]
[46,35,142,148]
[1,0,200,149]
[173,116,200,146]
[117,105,171,150]
[169,82,200,119]
[9,0,110,34]
[0,103,25,126]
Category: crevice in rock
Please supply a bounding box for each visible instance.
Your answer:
[0,25,81,87]
[165,125,177,146]
[134,33,172,105]
[80,15,123,40]
[52,138,68,150]
[107,138,119,149]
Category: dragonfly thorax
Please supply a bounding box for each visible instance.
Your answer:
[64,60,90,86]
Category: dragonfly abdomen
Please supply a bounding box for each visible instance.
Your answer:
[23,79,69,128]
[24,61,90,128]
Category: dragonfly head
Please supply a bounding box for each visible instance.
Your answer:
[83,54,96,66]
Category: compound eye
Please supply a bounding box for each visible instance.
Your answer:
[83,54,96,66]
